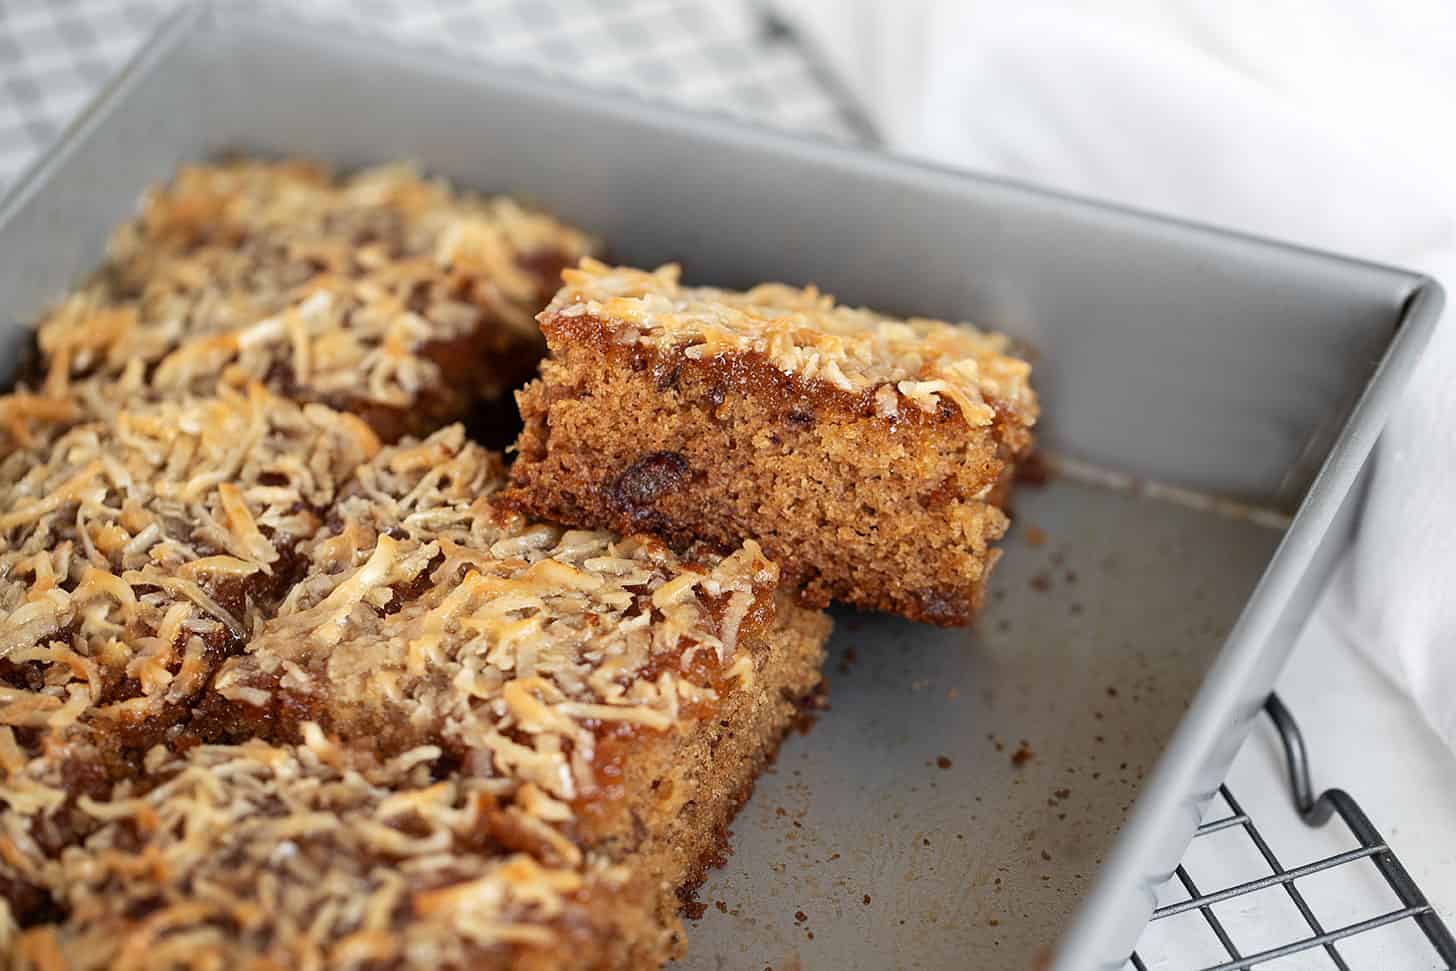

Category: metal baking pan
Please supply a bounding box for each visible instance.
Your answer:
[0,4,1441,968]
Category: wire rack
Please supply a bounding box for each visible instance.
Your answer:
[0,2,1452,968]
[1131,696,1456,970]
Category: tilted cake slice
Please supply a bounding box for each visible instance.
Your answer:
[505,260,1038,625]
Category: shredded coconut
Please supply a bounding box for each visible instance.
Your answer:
[545,259,1038,427]
[34,161,597,432]
[4,736,633,971]
[219,426,782,812]
[0,381,378,760]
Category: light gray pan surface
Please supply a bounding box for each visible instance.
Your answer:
[690,476,1281,969]
[0,5,1441,968]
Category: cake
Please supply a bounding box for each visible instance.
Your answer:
[32,161,598,443]
[505,260,1039,625]
[2,164,840,970]
[4,736,669,970]
[1,426,830,968]
[0,381,380,949]
[0,156,1056,968]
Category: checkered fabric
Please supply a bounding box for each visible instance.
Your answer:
[0,0,867,191]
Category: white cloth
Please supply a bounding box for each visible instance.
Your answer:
[773,0,1456,749]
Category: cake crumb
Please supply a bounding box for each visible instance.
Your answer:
[1015,450,1050,485]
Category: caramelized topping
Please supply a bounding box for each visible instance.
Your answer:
[35,161,597,420]
[217,427,777,813]
[0,382,378,759]
[3,732,631,971]
[545,259,1037,428]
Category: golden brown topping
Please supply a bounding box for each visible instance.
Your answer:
[0,393,79,452]
[547,259,1038,426]
[1,423,809,966]
[218,426,778,812]
[2,732,632,971]
[0,382,378,753]
[35,161,597,422]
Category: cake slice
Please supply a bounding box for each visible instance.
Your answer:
[33,160,598,442]
[174,426,831,966]
[505,260,1039,626]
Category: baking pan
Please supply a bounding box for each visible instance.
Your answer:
[0,4,1441,968]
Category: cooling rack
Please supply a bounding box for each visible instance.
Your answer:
[1129,697,1455,970]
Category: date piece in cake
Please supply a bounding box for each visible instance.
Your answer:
[33,160,598,442]
[505,261,1039,626]
[0,382,378,771]
[181,426,830,966]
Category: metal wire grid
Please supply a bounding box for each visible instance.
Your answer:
[1129,697,1456,971]
[0,2,1453,968]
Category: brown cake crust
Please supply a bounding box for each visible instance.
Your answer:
[504,261,1039,625]
[31,161,597,442]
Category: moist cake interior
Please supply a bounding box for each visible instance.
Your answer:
[505,260,1037,625]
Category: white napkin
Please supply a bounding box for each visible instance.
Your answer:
[772,0,1456,749]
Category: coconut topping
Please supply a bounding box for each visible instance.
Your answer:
[1,733,633,971]
[34,161,597,421]
[216,426,779,812]
[546,259,1038,427]
[0,381,379,757]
